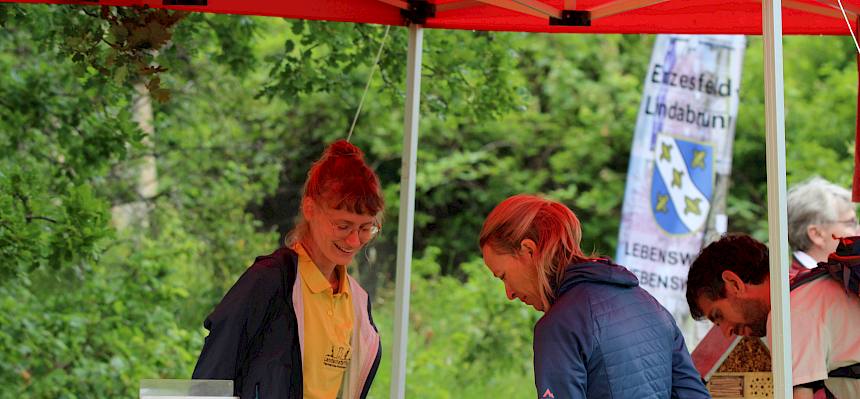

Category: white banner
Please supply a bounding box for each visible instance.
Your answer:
[615,35,746,346]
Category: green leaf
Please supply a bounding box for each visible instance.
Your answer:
[113,65,127,84]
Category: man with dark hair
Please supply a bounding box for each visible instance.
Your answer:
[686,234,860,399]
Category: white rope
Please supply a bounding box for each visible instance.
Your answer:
[347,25,392,142]
[837,0,860,54]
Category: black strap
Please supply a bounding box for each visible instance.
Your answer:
[790,266,829,291]
[796,365,860,399]
[829,363,860,379]
[796,380,826,391]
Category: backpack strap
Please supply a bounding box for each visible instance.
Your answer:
[790,266,829,291]
[828,363,860,379]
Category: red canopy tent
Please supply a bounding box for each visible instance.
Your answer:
[6,1,860,397]
[8,0,860,34]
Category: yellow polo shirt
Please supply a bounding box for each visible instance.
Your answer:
[296,244,354,399]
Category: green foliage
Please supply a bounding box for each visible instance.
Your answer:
[0,4,139,280]
[263,21,525,121]
[368,247,537,399]
[0,5,274,396]
[0,4,188,102]
[0,215,201,397]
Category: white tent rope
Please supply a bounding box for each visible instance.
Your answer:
[347,25,392,142]
[837,0,860,54]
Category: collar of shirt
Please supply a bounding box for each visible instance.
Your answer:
[294,244,350,296]
[793,250,817,269]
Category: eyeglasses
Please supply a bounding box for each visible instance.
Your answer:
[319,209,380,241]
[828,217,859,228]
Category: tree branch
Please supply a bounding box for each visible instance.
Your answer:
[26,215,58,224]
[14,192,58,224]
[80,8,101,19]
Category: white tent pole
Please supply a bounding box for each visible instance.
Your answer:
[762,1,793,398]
[390,22,423,399]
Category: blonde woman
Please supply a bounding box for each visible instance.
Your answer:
[479,194,709,398]
[193,140,382,399]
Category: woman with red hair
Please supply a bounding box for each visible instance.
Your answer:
[193,140,383,399]
[479,194,709,398]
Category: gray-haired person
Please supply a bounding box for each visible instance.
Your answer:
[787,177,859,279]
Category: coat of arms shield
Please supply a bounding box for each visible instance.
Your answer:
[650,133,714,235]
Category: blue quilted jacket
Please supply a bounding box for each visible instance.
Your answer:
[533,259,710,399]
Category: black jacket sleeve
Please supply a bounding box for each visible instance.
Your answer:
[192,258,284,384]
